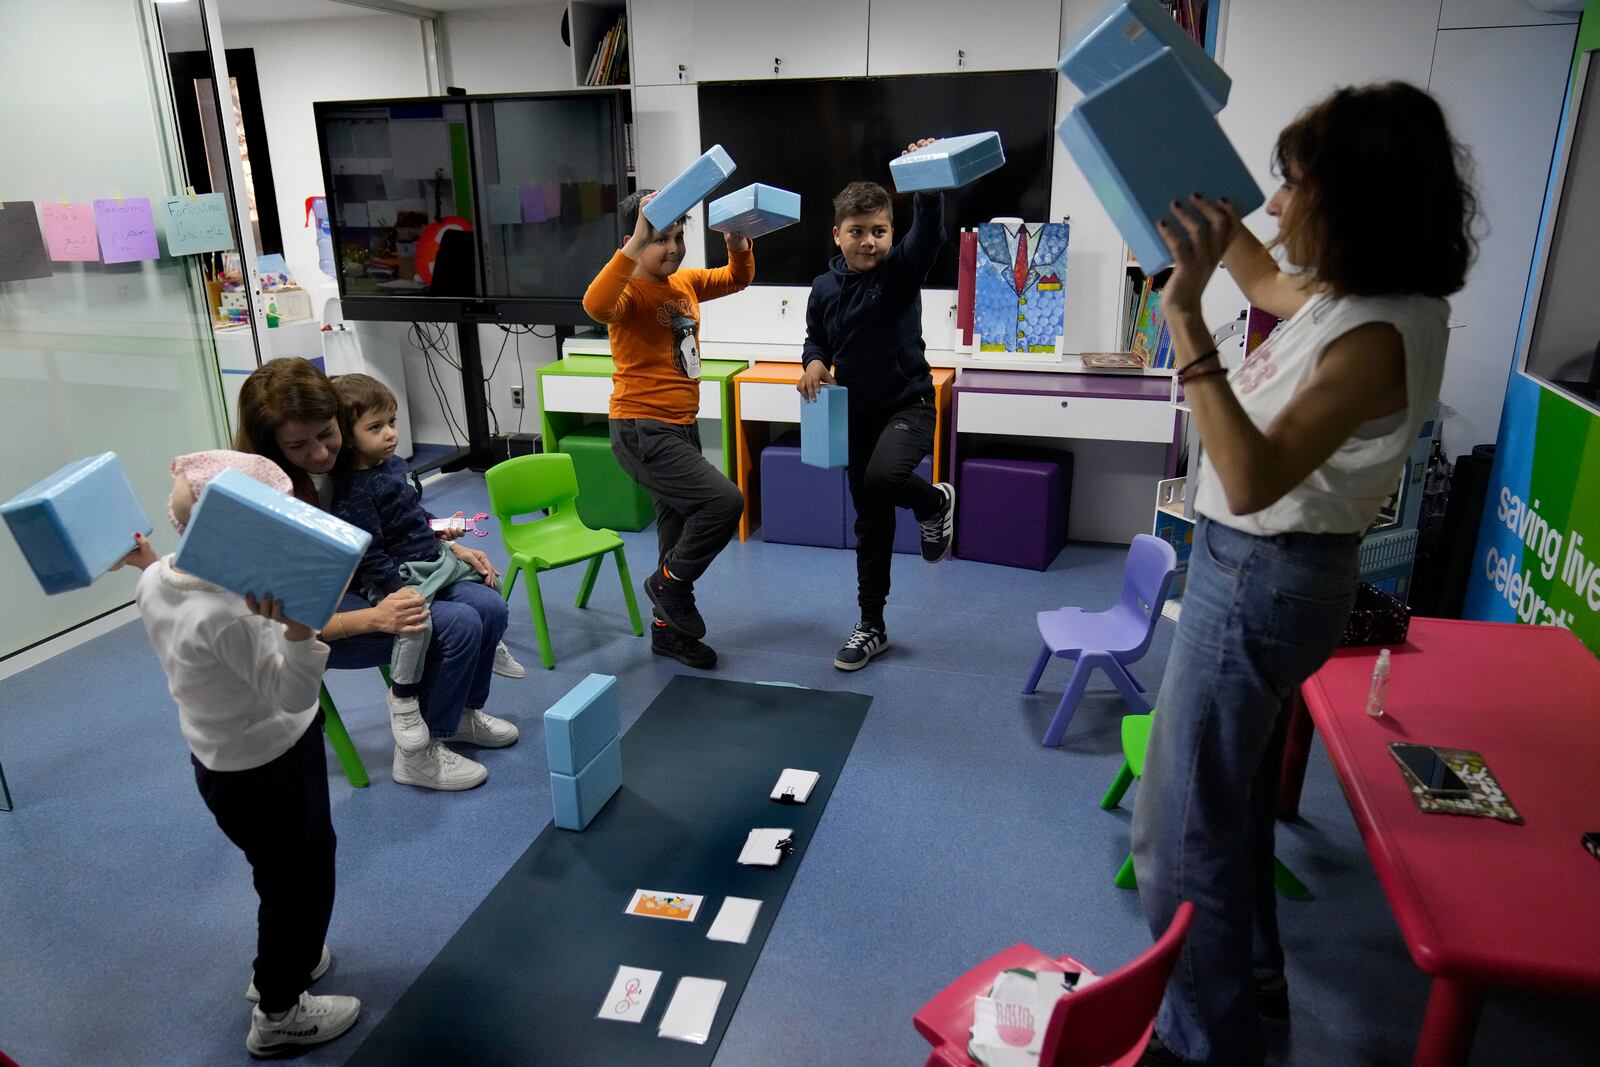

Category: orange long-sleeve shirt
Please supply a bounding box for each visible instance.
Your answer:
[581,248,754,423]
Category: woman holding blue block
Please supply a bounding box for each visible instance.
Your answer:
[234,358,517,792]
[1129,83,1478,1067]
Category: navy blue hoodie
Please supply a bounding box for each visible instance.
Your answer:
[802,192,945,412]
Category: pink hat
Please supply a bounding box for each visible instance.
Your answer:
[169,449,293,531]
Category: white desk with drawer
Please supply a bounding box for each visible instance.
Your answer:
[951,369,1184,544]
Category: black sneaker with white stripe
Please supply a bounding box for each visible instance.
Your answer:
[920,482,955,562]
[833,623,888,671]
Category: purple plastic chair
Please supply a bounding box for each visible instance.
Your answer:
[1023,534,1178,747]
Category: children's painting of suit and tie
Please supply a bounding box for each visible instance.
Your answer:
[973,221,1069,354]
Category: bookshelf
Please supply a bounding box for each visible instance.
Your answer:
[1115,0,1224,358]
[569,0,631,88]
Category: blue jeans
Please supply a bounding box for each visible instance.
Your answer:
[324,582,508,738]
[1131,518,1358,1066]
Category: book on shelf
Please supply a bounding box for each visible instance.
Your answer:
[1081,351,1146,370]
[585,15,628,86]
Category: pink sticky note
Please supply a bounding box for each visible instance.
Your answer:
[39,203,100,262]
[520,184,548,223]
[92,198,159,264]
[543,182,562,218]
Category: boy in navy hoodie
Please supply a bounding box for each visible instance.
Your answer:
[799,140,955,672]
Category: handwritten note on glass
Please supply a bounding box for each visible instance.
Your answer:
[39,203,101,262]
[0,202,54,282]
[93,198,159,264]
[160,194,233,255]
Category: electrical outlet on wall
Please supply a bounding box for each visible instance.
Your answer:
[510,387,524,408]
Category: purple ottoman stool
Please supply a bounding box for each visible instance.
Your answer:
[761,433,847,548]
[956,453,1072,570]
[844,455,934,555]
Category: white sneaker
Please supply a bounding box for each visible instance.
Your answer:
[392,741,487,791]
[245,991,360,1057]
[492,640,526,678]
[246,944,330,1003]
[386,689,429,753]
[447,708,519,749]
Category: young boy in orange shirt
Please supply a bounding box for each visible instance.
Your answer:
[582,191,753,668]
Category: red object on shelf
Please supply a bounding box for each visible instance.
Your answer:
[415,216,473,285]
[1299,618,1600,1066]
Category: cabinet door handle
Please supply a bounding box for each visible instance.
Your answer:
[677,63,686,80]
[1059,400,1070,408]
[773,56,782,75]
[957,49,966,68]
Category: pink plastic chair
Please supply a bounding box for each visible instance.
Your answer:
[914,902,1196,1067]
[1023,534,1178,746]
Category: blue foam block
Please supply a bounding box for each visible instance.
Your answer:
[707,183,802,238]
[889,132,1006,193]
[172,467,371,629]
[801,385,849,469]
[643,144,736,230]
[2,453,153,595]
[1059,0,1231,114]
[1057,48,1263,273]
[543,673,620,777]
[550,735,622,831]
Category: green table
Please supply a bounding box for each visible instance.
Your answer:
[536,354,749,479]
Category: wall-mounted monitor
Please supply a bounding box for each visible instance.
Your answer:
[314,89,628,325]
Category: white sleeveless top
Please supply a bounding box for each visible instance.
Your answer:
[1194,291,1449,536]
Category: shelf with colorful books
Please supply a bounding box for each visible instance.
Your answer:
[570,0,631,88]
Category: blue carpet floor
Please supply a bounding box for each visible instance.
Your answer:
[0,470,1588,1066]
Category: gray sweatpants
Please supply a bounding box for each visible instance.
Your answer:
[609,418,743,584]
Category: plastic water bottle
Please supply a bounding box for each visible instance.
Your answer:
[305,196,335,278]
[1366,648,1391,717]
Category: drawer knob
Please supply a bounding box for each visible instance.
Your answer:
[1059,400,1070,408]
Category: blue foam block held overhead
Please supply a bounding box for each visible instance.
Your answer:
[1059,0,1231,114]
[707,183,801,239]
[1057,48,1262,273]
[550,735,622,831]
[2,452,153,595]
[544,673,620,776]
[889,132,1006,193]
[801,385,849,470]
[173,468,371,629]
[643,144,736,230]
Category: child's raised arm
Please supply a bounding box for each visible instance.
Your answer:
[688,238,754,302]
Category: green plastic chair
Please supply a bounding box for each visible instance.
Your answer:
[316,663,392,790]
[486,453,644,669]
[1103,712,1310,899]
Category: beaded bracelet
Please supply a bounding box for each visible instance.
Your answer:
[1176,348,1220,381]
[1179,365,1229,386]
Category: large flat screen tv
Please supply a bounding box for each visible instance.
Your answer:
[314,89,628,325]
[696,71,1057,288]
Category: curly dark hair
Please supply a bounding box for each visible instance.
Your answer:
[832,181,892,226]
[1271,82,1480,298]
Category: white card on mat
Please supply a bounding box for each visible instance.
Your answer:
[770,768,819,803]
[706,896,762,944]
[737,828,793,866]
[658,976,726,1044]
[598,965,661,1024]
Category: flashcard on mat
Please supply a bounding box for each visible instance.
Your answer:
[624,889,703,922]
[658,977,726,1045]
[738,828,794,867]
[771,768,819,804]
[598,965,661,1023]
[706,897,762,944]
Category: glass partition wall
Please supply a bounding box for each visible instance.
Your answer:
[0,0,246,659]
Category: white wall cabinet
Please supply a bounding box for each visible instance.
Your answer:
[628,0,697,85]
[867,0,1063,75]
[690,0,869,81]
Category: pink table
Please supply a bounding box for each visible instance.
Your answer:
[1300,618,1600,1067]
